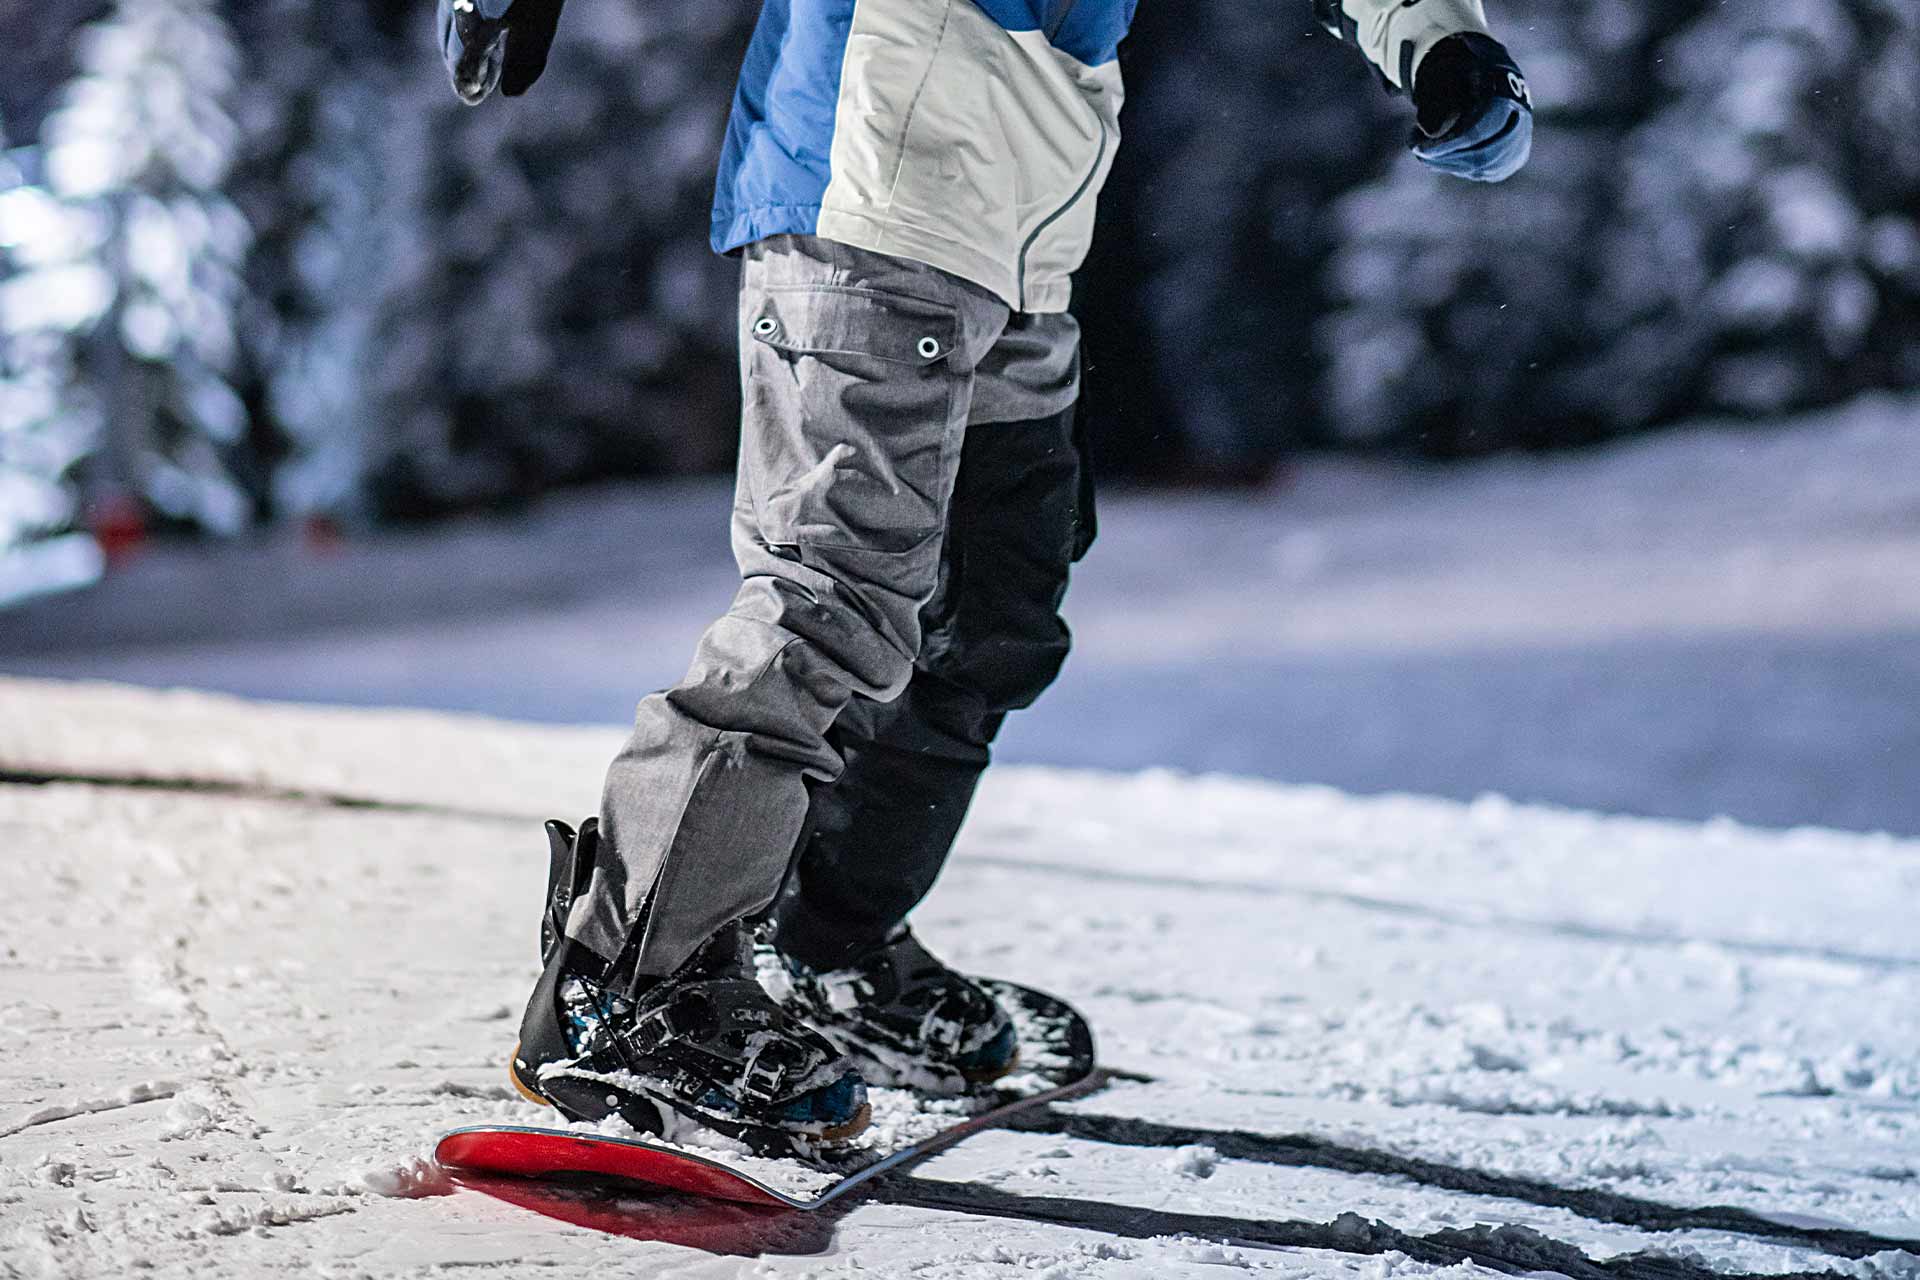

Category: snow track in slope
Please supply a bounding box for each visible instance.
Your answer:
[2,681,1918,1279]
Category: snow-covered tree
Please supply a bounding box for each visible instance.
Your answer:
[0,119,110,601]
[227,1,412,522]
[1604,0,1920,418]
[1075,4,1398,477]
[366,3,754,516]
[39,0,254,533]
[1317,0,1920,453]
[1317,1,1711,453]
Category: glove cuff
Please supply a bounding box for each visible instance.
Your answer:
[1401,12,1497,92]
[1413,32,1530,142]
[1316,0,1492,91]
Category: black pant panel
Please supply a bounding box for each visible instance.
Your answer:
[773,405,1092,969]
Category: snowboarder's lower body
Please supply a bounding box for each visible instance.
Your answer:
[513,234,1093,1151]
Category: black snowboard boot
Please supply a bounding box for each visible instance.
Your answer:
[764,926,1019,1095]
[512,820,871,1153]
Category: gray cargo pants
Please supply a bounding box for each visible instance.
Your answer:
[567,234,1085,988]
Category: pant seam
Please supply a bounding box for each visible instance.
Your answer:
[626,632,812,981]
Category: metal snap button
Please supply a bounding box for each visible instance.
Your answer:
[753,316,779,338]
[917,336,941,359]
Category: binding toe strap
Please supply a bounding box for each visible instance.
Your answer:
[627,977,838,1106]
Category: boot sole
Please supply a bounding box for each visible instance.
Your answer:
[509,1042,874,1145]
[508,1043,553,1108]
[818,1101,873,1143]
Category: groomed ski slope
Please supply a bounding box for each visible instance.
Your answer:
[2,677,1918,1280]
[7,389,1920,837]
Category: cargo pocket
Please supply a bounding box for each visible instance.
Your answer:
[742,285,963,558]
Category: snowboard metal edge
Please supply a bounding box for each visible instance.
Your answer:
[804,1063,1110,1208]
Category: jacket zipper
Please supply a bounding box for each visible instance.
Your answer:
[1015,117,1107,311]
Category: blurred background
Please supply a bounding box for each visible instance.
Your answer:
[2,0,1918,834]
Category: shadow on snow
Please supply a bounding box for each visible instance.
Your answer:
[446,1107,1920,1275]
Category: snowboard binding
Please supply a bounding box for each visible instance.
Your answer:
[764,925,1020,1095]
[512,820,870,1155]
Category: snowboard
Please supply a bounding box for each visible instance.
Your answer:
[435,979,1097,1211]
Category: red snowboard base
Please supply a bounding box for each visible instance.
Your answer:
[436,1126,806,1208]
[435,980,1099,1211]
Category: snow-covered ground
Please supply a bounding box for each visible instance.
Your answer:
[3,678,1919,1279]
[3,394,1919,834]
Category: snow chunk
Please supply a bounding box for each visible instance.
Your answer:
[1840,1251,1920,1280]
[359,1155,454,1199]
[1164,1144,1220,1180]
[161,1096,215,1140]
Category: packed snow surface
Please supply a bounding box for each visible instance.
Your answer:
[4,393,1920,833]
[3,678,1919,1279]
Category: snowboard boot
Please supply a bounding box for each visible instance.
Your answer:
[511,820,871,1154]
[763,926,1019,1095]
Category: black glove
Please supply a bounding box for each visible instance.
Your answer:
[1409,33,1534,183]
[438,0,566,105]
